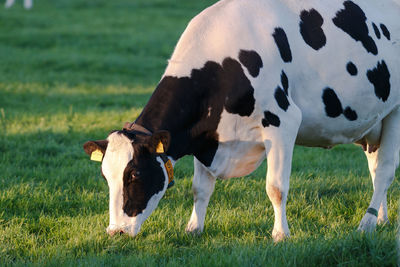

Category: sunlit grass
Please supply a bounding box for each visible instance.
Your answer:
[0,0,398,265]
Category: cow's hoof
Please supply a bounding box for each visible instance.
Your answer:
[185,222,203,235]
[272,231,289,242]
[377,210,389,226]
[357,213,377,232]
[377,217,390,226]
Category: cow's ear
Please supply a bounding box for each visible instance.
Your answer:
[150,131,171,154]
[83,140,108,156]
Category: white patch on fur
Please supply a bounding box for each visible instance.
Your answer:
[210,110,265,179]
[102,133,134,231]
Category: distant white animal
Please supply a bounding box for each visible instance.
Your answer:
[5,0,32,9]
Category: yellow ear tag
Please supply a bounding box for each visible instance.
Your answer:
[156,141,164,153]
[90,149,104,162]
[164,160,174,184]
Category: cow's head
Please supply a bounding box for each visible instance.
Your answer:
[83,125,171,237]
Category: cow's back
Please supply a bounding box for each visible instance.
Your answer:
[165,0,399,146]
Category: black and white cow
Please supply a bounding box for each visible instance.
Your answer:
[84,0,400,241]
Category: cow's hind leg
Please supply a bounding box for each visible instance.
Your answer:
[358,107,400,231]
[186,158,216,234]
[262,106,302,241]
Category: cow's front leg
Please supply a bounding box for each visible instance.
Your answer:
[186,158,216,234]
[364,150,389,225]
[358,107,400,231]
[262,106,302,242]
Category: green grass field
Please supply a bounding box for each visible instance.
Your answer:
[0,0,399,266]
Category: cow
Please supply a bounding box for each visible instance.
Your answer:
[83,0,400,241]
[5,0,32,9]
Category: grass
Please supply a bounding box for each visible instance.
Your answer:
[0,0,399,266]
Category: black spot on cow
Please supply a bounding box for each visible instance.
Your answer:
[219,59,256,116]
[346,62,358,76]
[367,60,391,102]
[380,24,391,40]
[262,111,280,127]
[343,107,358,121]
[322,88,358,121]
[281,70,289,95]
[332,1,378,55]
[322,88,343,118]
[239,50,263,77]
[272,27,292,63]
[136,56,256,167]
[372,23,381,39]
[274,87,290,111]
[299,8,327,50]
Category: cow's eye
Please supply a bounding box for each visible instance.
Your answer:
[132,171,141,177]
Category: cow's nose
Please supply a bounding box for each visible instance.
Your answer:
[107,229,125,236]
[107,224,140,237]
[106,225,125,237]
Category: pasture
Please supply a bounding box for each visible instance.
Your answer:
[0,0,399,265]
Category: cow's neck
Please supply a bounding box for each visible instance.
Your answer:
[135,75,220,167]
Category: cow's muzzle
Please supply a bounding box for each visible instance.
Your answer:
[106,224,140,237]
